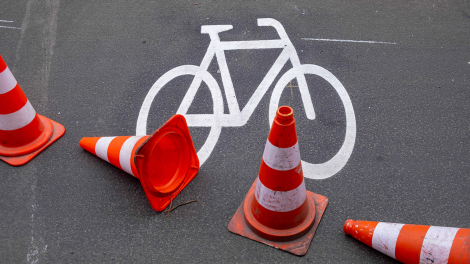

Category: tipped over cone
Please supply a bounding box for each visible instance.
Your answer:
[80,114,199,211]
[228,106,328,256]
[344,219,470,263]
[0,55,65,166]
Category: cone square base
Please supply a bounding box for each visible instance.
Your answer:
[0,116,65,166]
[228,181,328,256]
[135,115,199,211]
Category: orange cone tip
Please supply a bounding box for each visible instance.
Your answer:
[344,219,470,264]
[0,55,65,166]
[228,106,328,256]
[79,115,199,211]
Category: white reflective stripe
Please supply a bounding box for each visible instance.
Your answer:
[419,226,459,264]
[119,136,144,177]
[262,139,301,171]
[254,177,306,212]
[95,137,116,163]
[0,67,18,94]
[372,222,405,259]
[0,100,36,131]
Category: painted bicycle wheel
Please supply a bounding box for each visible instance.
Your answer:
[270,64,356,180]
[136,65,224,166]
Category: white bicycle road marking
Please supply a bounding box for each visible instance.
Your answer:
[137,18,357,180]
[302,38,397,44]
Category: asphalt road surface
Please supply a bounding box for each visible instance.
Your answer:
[1,1,469,263]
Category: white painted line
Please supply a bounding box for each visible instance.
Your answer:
[302,38,396,44]
[254,177,306,212]
[0,20,15,23]
[263,140,301,171]
[0,25,21,30]
[420,226,459,264]
[372,222,405,259]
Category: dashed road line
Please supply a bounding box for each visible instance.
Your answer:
[0,19,21,29]
[302,38,396,44]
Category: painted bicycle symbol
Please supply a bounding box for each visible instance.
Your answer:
[137,18,356,179]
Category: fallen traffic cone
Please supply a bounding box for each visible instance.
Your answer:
[228,106,328,256]
[0,55,65,166]
[80,114,199,211]
[344,219,470,263]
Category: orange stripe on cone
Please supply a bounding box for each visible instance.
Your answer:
[0,84,28,114]
[449,228,470,263]
[79,115,199,212]
[395,224,430,263]
[228,106,329,256]
[344,219,470,264]
[0,116,45,148]
[0,57,6,72]
[107,136,131,170]
[0,55,64,166]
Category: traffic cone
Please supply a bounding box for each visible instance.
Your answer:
[228,106,328,256]
[344,219,470,263]
[79,114,199,211]
[0,55,65,166]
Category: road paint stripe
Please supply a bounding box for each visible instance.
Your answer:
[263,140,301,171]
[302,38,396,44]
[420,226,459,264]
[0,20,14,23]
[254,177,306,212]
[372,222,405,259]
[0,25,21,29]
[0,67,18,94]
[95,137,116,163]
[120,136,144,177]
[0,100,36,131]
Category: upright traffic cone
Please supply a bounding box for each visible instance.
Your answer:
[228,106,328,256]
[344,219,470,263]
[79,115,199,211]
[0,55,65,166]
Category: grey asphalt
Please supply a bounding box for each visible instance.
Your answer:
[1,0,469,263]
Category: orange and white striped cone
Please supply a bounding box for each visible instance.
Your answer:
[0,55,65,166]
[228,106,328,256]
[80,115,199,211]
[344,219,470,263]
